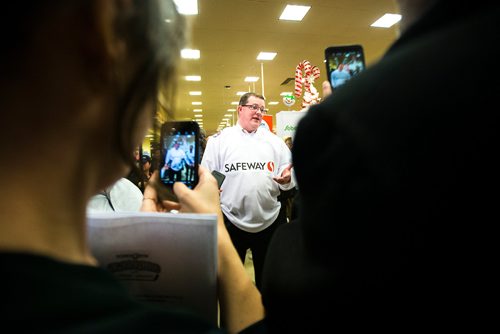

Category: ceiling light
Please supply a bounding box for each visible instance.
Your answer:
[227,108,236,112]
[224,114,233,117]
[279,5,311,21]
[280,92,293,96]
[194,114,203,118]
[185,75,201,81]
[244,76,259,82]
[236,91,247,96]
[193,109,203,112]
[189,91,202,96]
[173,0,198,15]
[191,102,202,105]
[257,52,277,61]
[181,49,201,59]
[268,101,279,105]
[371,13,402,28]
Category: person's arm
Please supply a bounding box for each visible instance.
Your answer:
[142,168,264,333]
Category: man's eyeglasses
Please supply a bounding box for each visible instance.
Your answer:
[241,104,268,114]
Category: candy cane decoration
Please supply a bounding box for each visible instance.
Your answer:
[295,60,321,108]
[294,60,312,98]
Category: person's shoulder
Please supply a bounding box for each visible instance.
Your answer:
[208,127,234,140]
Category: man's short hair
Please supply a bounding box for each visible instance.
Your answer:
[239,92,265,106]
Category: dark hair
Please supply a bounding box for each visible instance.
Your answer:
[112,0,185,165]
[1,1,185,171]
[239,92,266,106]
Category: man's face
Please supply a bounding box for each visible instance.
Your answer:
[238,96,266,132]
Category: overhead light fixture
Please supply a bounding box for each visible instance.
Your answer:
[279,5,311,21]
[257,52,277,61]
[191,102,202,105]
[268,101,279,105]
[231,102,239,105]
[236,91,247,96]
[194,114,203,118]
[227,108,236,112]
[173,0,198,15]
[181,49,201,59]
[224,114,233,117]
[371,13,402,28]
[189,91,202,96]
[280,92,293,96]
[185,75,201,81]
[193,109,203,112]
[244,76,259,82]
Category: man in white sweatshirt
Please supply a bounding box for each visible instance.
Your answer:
[201,92,294,289]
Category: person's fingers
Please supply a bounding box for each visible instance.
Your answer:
[143,171,159,199]
[159,200,182,211]
[141,172,160,212]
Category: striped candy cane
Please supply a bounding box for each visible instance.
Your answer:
[294,60,312,98]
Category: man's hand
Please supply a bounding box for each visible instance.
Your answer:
[273,163,292,184]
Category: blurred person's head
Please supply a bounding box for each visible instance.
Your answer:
[141,155,152,170]
[284,137,293,150]
[237,92,266,132]
[0,1,185,195]
[322,80,332,98]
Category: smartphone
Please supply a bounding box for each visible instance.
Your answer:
[211,170,226,189]
[325,45,365,90]
[158,121,200,196]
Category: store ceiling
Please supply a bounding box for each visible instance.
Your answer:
[170,0,400,135]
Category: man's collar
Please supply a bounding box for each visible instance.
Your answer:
[236,122,258,134]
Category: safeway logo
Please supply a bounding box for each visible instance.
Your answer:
[224,161,275,172]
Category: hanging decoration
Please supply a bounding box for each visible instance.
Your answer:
[294,60,321,109]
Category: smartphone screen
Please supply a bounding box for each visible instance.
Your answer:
[159,121,200,190]
[325,45,365,90]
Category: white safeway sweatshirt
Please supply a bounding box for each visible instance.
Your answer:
[201,124,295,232]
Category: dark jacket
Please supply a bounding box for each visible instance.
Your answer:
[262,2,499,331]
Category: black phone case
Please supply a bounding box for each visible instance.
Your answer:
[158,121,200,200]
[324,44,365,90]
[211,170,226,189]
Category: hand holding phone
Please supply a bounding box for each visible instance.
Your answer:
[156,121,200,201]
[325,44,365,91]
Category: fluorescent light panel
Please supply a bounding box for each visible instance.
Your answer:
[185,75,201,81]
[257,52,277,61]
[193,109,203,112]
[280,92,293,96]
[236,91,247,96]
[231,102,239,105]
[227,108,236,112]
[181,49,201,59]
[371,13,402,28]
[279,5,311,21]
[173,0,198,15]
[194,114,203,118]
[244,76,259,82]
[268,101,279,105]
[189,91,202,96]
[191,102,202,105]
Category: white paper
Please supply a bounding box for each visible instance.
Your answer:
[87,212,218,324]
